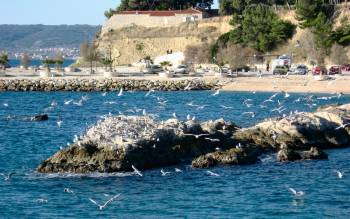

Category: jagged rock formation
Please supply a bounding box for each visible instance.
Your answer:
[38,103,350,173]
[233,104,350,151]
[37,116,239,173]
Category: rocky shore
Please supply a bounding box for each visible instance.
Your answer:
[37,104,350,174]
[0,78,218,92]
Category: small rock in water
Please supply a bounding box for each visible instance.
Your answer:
[31,114,49,121]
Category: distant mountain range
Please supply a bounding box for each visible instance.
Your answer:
[0,24,100,52]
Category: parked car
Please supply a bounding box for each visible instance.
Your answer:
[273,65,289,75]
[174,65,188,74]
[143,64,163,74]
[289,64,308,75]
[341,64,350,73]
[328,65,341,75]
[312,66,327,75]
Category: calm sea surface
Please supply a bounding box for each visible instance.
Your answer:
[0,91,349,218]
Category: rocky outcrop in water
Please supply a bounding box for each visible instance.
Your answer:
[37,116,239,173]
[233,104,350,151]
[0,79,218,92]
[37,104,350,173]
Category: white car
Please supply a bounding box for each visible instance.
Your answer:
[174,65,188,74]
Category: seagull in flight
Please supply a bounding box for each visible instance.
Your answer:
[117,88,123,97]
[175,168,182,172]
[64,99,73,105]
[220,105,233,109]
[89,194,121,210]
[183,134,210,139]
[212,90,220,96]
[0,172,15,181]
[288,187,305,197]
[335,170,344,179]
[335,123,350,130]
[57,118,63,128]
[3,103,8,107]
[131,165,143,177]
[206,170,220,177]
[161,169,171,176]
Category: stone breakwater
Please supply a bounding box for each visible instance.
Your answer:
[0,79,219,92]
[38,103,350,174]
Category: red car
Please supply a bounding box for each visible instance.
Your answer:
[328,66,341,75]
[312,66,328,75]
[341,64,350,74]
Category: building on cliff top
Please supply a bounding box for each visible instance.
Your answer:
[102,8,208,34]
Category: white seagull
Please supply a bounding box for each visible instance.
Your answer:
[161,169,171,176]
[117,88,123,97]
[212,90,220,96]
[0,172,15,181]
[175,168,182,172]
[288,187,305,197]
[89,194,121,210]
[206,170,220,177]
[131,165,143,177]
[335,170,344,179]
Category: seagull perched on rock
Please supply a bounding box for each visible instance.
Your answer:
[288,187,305,197]
[89,194,121,210]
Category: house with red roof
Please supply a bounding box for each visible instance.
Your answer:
[102,8,207,33]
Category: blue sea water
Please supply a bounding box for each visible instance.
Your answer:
[0,91,350,218]
[9,59,75,68]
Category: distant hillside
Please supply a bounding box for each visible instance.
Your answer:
[0,25,100,51]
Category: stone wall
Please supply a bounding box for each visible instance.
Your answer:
[97,16,231,65]
[102,13,203,34]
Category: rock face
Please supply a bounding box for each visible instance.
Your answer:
[31,114,49,121]
[234,104,350,150]
[37,116,239,173]
[38,103,350,173]
[191,146,261,168]
[302,147,328,160]
[277,148,302,162]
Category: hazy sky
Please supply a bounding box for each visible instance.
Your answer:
[0,0,219,25]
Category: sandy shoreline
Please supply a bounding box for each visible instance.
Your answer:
[1,70,350,93]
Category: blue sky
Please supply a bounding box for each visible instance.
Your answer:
[0,0,219,25]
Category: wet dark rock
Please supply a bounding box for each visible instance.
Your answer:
[302,147,328,160]
[277,148,302,162]
[31,114,49,121]
[191,146,261,168]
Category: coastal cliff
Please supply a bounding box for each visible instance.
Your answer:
[38,103,350,173]
[95,16,231,65]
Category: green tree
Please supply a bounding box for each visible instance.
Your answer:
[0,53,9,70]
[295,0,323,28]
[104,8,116,19]
[230,4,295,52]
